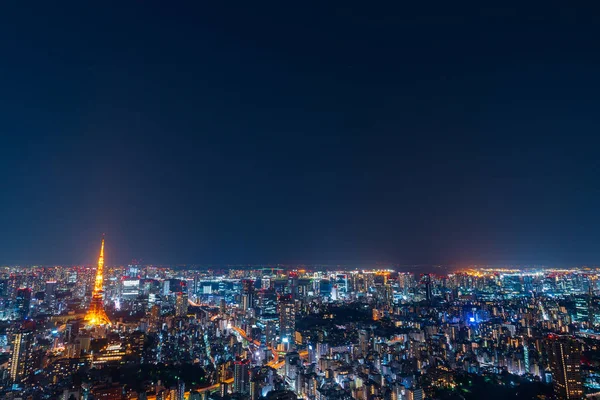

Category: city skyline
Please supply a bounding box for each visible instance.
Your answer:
[1,248,599,399]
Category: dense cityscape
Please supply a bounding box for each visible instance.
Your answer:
[0,238,598,400]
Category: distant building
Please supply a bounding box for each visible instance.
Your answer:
[164,279,187,296]
[574,295,589,323]
[176,292,188,317]
[45,281,57,308]
[121,278,140,300]
[422,274,432,303]
[319,280,332,298]
[15,288,32,319]
[242,279,255,312]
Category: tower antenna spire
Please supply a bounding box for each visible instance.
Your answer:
[84,235,111,326]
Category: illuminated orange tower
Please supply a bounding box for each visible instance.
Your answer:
[84,236,111,326]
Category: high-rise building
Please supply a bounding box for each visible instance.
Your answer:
[285,351,301,386]
[15,288,32,319]
[359,329,371,356]
[574,296,589,323]
[149,304,161,330]
[241,280,255,312]
[85,237,111,326]
[258,289,277,316]
[169,386,178,400]
[250,375,261,400]
[319,279,332,298]
[217,361,230,383]
[45,281,57,308]
[9,329,33,383]
[233,359,250,394]
[176,292,188,317]
[0,279,8,297]
[390,383,407,400]
[121,279,140,300]
[406,387,424,400]
[265,320,277,346]
[176,380,185,400]
[126,264,141,278]
[278,295,295,338]
[422,274,432,303]
[546,336,583,400]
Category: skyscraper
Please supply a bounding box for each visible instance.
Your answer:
[15,288,32,319]
[233,359,250,394]
[546,336,583,400]
[176,380,185,400]
[406,387,425,400]
[241,280,255,312]
[279,295,295,338]
[176,292,188,317]
[422,274,432,303]
[45,281,57,308]
[359,329,371,356]
[9,329,33,383]
[150,304,161,331]
[574,296,589,323]
[85,236,111,326]
[285,351,301,386]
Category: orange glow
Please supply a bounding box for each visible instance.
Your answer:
[84,236,111,326]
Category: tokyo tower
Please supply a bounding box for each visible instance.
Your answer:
[84,236,111,326]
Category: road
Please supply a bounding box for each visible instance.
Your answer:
[230,325,308,369]
[182,321,308,395]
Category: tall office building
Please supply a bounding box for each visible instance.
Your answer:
[15,288,32,319]
[574,296,589,323]
[257,289,277,316]
[0,279,7,297]
[149,304,161,330]
[233,359,250,394]
[241,280,255,312]
[406,387,425,400]
[546,336,583,400]
[126,264,141,278]
[319,279,332,298]
[250,375,261,400]
[9,329,33,383]
[285,351,301,385]
[422,274,432,303]
[359,329,371,356]
[45,281,57,308]
[176,380,185,400]
[121,279,140,300]
[278,295,296,338]
[176,292,188,317]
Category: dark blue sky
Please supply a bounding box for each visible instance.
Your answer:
[1,2,600,266]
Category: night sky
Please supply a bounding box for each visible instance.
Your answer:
[1,3,600,266]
